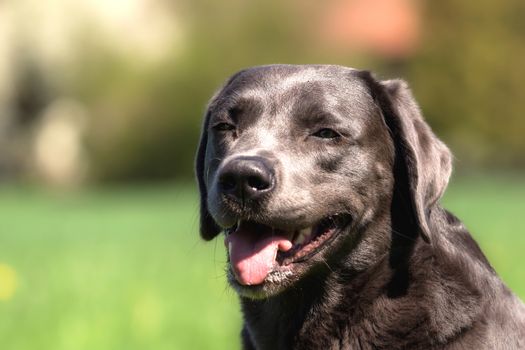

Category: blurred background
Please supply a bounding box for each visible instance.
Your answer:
[0,0,523,349]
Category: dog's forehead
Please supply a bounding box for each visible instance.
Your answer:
[227,65,371,104]
[226,69,374,140]
[207,66,380,147]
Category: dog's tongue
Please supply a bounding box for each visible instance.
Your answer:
[226,221,292,286]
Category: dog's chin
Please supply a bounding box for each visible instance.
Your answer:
[227,267,300,299]
[223,213,352,299]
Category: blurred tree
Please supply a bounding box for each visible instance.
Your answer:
[72,0,326,182]
[406,0,525,168]
[54,0,525,182]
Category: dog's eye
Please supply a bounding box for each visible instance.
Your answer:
[213,122,236,131]
[313,128,340,139]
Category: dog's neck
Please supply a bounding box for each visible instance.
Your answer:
[240,241,428,350]
[239,208,494,350]
[239,255,406,349]
[240,264,338,350]
[239,215,400,349]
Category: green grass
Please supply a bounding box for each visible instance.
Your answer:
[0,176,524,349]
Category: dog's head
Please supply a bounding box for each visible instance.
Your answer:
[196,65,451,298]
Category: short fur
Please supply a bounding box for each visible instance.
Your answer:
[195,65,525,350]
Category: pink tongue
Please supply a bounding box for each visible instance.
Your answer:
[225,222,292,286]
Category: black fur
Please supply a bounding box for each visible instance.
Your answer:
[195,65,525,349]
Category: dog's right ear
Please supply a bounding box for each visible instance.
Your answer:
[196,69,250,240]
[195,107,222,240]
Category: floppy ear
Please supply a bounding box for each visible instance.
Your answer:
[195,108,222,240]
[360,72,452,243]
[196,70,250,240]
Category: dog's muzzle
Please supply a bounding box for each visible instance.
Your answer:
[218,156,275,205]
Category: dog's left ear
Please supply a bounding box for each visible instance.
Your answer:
[195,108,222,241]
[360,72,452,243]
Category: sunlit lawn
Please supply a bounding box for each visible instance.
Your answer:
[0,175,524,350]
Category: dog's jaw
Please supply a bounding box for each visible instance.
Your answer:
[224,214,353,299]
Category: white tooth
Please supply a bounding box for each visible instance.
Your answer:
[294,228,310,245]
[228,241,232,253]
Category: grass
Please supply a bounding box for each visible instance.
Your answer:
[0,176,524,349]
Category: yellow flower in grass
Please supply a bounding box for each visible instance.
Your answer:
[0,263,17,301]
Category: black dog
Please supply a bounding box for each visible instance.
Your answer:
[196,65,525,349]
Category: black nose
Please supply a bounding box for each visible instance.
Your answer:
[218,156,274,202]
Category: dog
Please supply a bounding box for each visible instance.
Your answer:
[195,65,525,349]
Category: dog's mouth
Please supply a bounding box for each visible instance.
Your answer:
[224,214,351,286]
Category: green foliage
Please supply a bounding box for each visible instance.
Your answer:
[68,0,366,182]
[406,0,525,168]
[64,1,525,181]
[0,177,524,349]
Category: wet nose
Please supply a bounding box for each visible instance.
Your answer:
[218,156,274,202]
